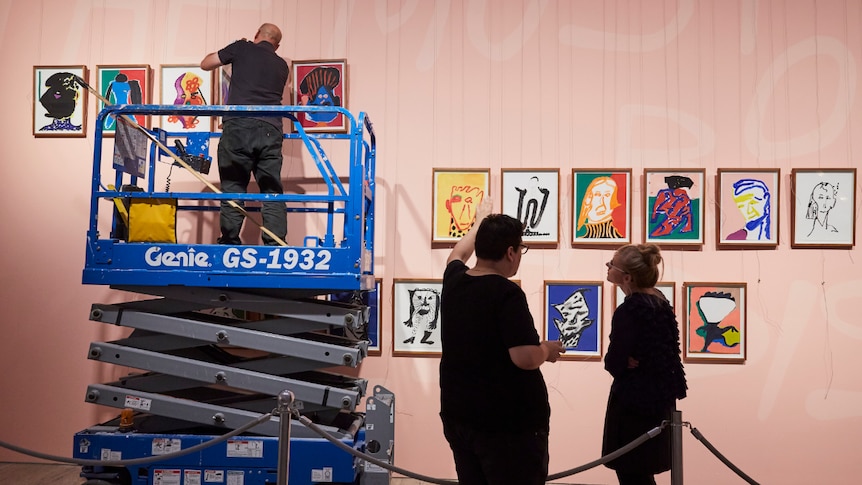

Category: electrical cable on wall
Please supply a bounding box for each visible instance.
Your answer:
[812,0,836,400]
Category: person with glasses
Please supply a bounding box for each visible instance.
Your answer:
[439,199,563,485]
[602,244,688,485]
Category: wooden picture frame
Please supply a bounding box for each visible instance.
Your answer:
[291,59,348,133]
[790,168,857,249]
[501,168,560,246]
[716,169,780,249]
[644,168,706,246]
[432,168,490,244]
[392,279,443,357]
[96,64,152,136]
[159,64,214,133]
[543,281,604,360]
[218,64,232,104]
[329,279,382,356]
[682,282,747,363]
[572,169,632,247]
[33,65,88,137]
[613,282,676,310]
[214,64,232,130]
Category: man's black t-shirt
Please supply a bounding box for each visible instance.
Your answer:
[218,40,289,130]
[439,260,550,432]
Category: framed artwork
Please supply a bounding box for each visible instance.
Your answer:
[96,64,152,136]
[644,169,706,246]
[329,279,382,356]
[291,59,348,133]
[392,279,443,357]
[432,169,490,244]
[716,169,780,249]
[613,282,676,309]
[501,169,560,245]
[218,65,232,104]
[682,282,747,363]
[572,169,632,246]
[790,168,857,249]
[33,65,88,137]
[213,64,232,130]
[159,64,214,133]
[543,281,603,360]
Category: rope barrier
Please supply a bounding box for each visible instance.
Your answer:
[0,412,272,467]
[0,410,761,484]
[546,424,664,481]
[689,426,760,485]
[292,410,457,485]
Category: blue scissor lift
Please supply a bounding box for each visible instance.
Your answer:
[73,104,393,485]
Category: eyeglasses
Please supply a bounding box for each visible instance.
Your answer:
[519,244,529,255]
[605,260,627,273]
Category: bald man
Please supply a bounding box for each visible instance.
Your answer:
[201,24,290,245]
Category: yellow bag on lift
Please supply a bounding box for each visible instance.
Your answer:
[110,185,177,243]
[127,198,177,243]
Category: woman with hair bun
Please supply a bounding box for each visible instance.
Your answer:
[602,244,688,485]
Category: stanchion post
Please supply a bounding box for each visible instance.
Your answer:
[277,390,295,485]
[671,410,683,485]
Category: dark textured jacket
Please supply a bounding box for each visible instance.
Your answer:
[605,291,688,415]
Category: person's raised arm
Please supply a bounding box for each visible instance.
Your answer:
[200,52,223,71]
[446,198,493,265]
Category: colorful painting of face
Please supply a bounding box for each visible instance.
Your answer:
[291,59,348,133]
[33,65,88,137]
[682,282,747,363]
[432,169,490,243]
[572,169,631,246]
[716,169,780,249]
[160,65,213,133]
[543,281,604,360]
[96,65,152,136]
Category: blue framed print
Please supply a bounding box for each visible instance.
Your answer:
[543,281,604,360]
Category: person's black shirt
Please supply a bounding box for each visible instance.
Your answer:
[218,40,289,130]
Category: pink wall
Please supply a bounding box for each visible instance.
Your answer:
[1,1,861,484]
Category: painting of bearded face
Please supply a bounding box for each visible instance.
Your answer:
[393,280,444,356]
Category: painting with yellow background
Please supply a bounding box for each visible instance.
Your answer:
[432,170,489,243]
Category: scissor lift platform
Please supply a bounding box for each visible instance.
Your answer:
[76,104,392,485]
[83,104,376,293]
